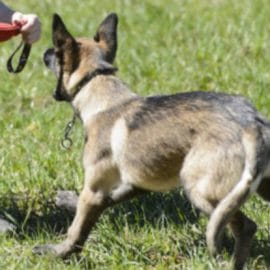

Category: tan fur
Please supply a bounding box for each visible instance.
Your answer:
[34,13,270,270]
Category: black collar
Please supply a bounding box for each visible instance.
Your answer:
[71,67,117,100]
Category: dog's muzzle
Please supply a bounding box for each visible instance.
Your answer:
[53,88,67,101]
[43,48,67,102]
[43,48,55,68]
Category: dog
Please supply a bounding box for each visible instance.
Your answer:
[33,13,270,270]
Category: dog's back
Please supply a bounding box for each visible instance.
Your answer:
[82,91,266,196]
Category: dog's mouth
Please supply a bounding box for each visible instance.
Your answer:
[53,71,67,102]
[53,81,72,102]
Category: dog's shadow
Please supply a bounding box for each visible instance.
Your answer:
[0,189,198,235]
[107,189,200,228]
[0,190,270,266]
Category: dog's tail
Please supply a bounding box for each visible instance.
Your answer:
[206,127,262,255]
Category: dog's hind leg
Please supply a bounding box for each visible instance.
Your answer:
[206,172,254,257]
[183,184,215,216]
[206,129,262,269]
[257,177,270,202]
[228,211,257,270]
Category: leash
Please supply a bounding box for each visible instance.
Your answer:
[0,22,31,73]
[61,114,77,150]
[7,42,31,73]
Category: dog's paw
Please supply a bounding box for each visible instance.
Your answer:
[33,241,80,259]
[32,244,57,256]
[55,190,78,213]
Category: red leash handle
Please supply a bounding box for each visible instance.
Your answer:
[0,23,21,42]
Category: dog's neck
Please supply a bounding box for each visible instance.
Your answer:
[72,74,136,125]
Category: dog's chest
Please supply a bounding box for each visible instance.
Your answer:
[84,116,116,164]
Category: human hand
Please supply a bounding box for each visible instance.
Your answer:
[12,12,41,44]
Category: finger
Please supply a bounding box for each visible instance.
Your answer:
[12,12,27,26]
[21,18,40,32]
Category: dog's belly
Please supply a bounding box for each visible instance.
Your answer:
[121,170,180,192]
[117,151,183,192]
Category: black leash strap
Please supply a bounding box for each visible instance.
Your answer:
[7,42,31,73]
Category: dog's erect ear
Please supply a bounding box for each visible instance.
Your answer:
[52,13,76,48]
[94,13,118,63]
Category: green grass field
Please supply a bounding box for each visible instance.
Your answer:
[1,0,270,269]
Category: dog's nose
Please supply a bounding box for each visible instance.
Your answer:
[53,89,62,101]
[53,89,66,101]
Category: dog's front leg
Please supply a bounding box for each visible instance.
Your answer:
[59,186,108,257]
[57,183,146,257]
[33,186,106,258]
[33,182,146,258]
[55,183,146,214]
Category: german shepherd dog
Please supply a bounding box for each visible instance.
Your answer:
[34,13,270,269]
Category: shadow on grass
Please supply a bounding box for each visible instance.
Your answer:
[250,239,270,266]
[0,196,72,236]
[0,189,199,237]
[107,189,200,228]
[0,190,269,267]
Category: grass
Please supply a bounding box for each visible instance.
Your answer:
[0,0,270,269]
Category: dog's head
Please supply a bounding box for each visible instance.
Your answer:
[44,13,118,102]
